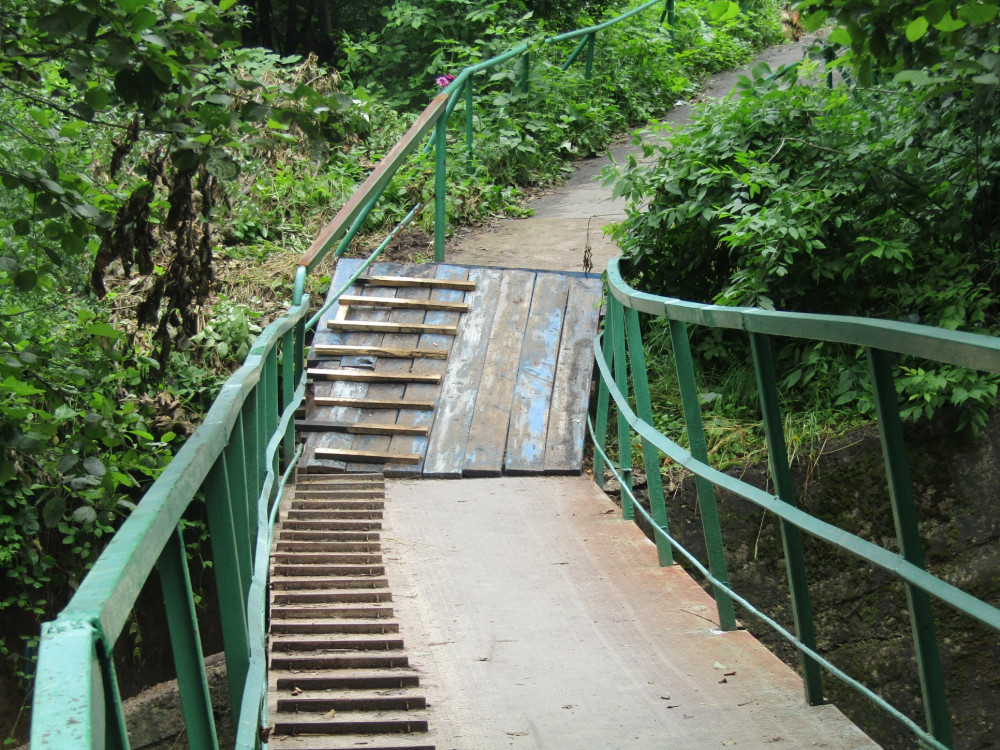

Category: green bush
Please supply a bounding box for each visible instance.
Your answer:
[607,62,1000,430]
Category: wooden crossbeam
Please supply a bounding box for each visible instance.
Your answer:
[315,447,422,465]
[338,294,469,313]
[326,320,458,335]
[359,275,476,291]
[306,368,441,384]
[295,420,429,436]
[312,344,448,360]
[312,397,436,410]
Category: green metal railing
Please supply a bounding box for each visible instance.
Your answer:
[29,297,308,749]
[593,257,1000,750]
[28,3,681,748]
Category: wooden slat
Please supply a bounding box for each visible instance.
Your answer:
[313,397,435,411]
[315,448,421,465]
[327,320,459,336]
[360,275,476,291]
[338,295,468,313]
[544,278,604,473]
[295,420,429,436]
[504,275,570,474]
[386,265,469,478]
[463,270,537,477]
[422,268,504,478]
[312,345,448,360]
[307,368,441,384]
[347,264,435,472]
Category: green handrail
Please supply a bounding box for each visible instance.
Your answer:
[30,298,309,750]
[594,257,1000,749]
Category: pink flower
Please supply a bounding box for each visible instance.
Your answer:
[435,74,455,88]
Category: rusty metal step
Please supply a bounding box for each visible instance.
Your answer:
[270,619,401,635]
[275,691,427,713]
[281,519,383,532]
[294,489,386,499]
[271,605,394,620]
[271,634,406,652]
[272,564,386,577]
[285,509,384,521]
[268,734,434,750]
[270,712,428,736]
[274,540,381,553]
[277,530,380,542]
[290,499,385,509]
[270,652,410,671]
[272,552,383,565]
[271,589,391,606]
[272,671,421,691]
[270,576,389,591]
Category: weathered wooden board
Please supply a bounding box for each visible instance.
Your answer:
[327,320,459,335]
[503,275,570,474]
[316,447,421,464]
[295,420,429,436]
[346,263,434,472]
[463,270,536,476]
[312,344,448,360]
[421,268,503,478]
[386,265,469,478]
[314,396,435,410]
[306,368,442,384]
[360,275,476,291]
[544,278,603,473]
[338,294,469,313]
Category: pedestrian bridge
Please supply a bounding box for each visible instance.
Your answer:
[27,3,1000,748]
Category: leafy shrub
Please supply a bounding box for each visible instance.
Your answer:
[607,62,1000,430]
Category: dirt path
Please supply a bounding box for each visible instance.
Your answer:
[443,33,825,274]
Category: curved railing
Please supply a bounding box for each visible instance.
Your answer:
[592,257,1000,750]
[29,301,308,750]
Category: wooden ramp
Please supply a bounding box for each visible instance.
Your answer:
[299,260,602,477]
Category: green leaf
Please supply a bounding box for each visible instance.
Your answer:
[828,27,853,47]
[115,0,149,11]
[933,13,967,31]
[42,498,66,527]
[905,16,929,41]
[957,2,998,24]
[84,322,122,339]
[14,270,37,291]
[219,0,238,10]
[83,457,106,477]
[707,0,740,23]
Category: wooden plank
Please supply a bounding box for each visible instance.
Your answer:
[504,274,570,474]
[315,448,421,465]
[312,345,448,360]
[306,260,402,472]
[360,275,476,291]
[347,263,435,472]
[544,278,604,473]
[313,397,435,410]
[386,265,470,478]
[338,294,469,313]
[463,270,537,477]
[327,320,458,336]
[422,268,504,478]
[306,368,441,384]
[295,420,429,436]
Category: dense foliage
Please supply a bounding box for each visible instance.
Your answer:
[608,4,1000,431]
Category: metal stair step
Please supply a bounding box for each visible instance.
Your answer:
[270,633,406,652]
[270,576,389,591]
[271,564,386,578]
[275,690,427,713]
[272,552,384,565]
[270,652,410,671]
[271,619,401,635]
[271,589,391,605]
[271,710,428,736]
[285,510,384,521]
[272,669,421,691]
[275,540,381,553]
[271,605,394,620]
[268,731,434,750]
[277,530,380,542]
[290,499,385,510]
[281,520,383,532]
[294,489,386,499]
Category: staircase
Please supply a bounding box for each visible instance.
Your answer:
[267,473,434,749]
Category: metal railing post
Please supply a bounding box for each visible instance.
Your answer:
[593,315,614,490]
[584,33,596,81]
[204,455,250,729]
[610,296,634,519]
[434,115,447,262]
[749,332,824,704]
[465,75,475,169]
[157,526,219,749]
[227,413,253,599]
[624,306,672,565]
[668,319,738,630]
[868,347,953,746]
[281,330,296,467]
[520,51,531,92]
